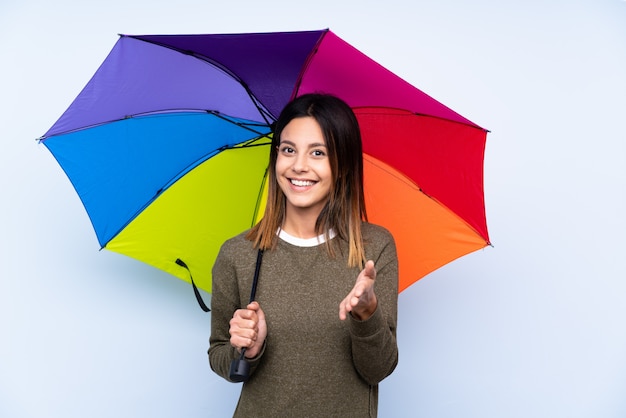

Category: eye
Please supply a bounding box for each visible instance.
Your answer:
[311,149,326,157]
[279,145,295,154]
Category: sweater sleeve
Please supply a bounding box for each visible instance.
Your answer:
[208,239,264,382]
[349,228,399,385]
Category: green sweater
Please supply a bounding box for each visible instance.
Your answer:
[209,223,399,417]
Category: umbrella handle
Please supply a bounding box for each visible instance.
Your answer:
[229,349,251,382]
[229,249,264,382]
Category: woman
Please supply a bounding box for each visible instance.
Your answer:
[209,93,398,417]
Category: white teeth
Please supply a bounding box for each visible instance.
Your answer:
[291,179,315,187]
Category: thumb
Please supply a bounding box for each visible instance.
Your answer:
[256,304,266,321]
[364,260,376,281]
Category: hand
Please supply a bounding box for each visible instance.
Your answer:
[339,260,378,321]
[229,301,267,358]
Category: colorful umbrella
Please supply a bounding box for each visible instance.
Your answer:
[39,29,490,295]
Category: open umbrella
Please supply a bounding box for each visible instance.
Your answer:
[38,29,490,298]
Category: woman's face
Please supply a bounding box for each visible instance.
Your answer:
[275,116,332,221]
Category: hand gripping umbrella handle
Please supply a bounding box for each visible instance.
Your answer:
[229,249,264,382]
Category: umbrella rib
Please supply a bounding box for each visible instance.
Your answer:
[353,106,490,132]
[365,155,491,245]
[158,136,271,196]
[204,110,272,139]
[38,109,272,141]
[105,138,271,249]
[124,34,278,125]
[291,29,329,100]
[251,167,269,228]
[178,55,276,125]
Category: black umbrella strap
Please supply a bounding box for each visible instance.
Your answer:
[175,249,263,313]
[175,258,210,312]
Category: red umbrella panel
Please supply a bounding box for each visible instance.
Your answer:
[39,29,490,294]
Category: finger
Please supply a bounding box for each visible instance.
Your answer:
[364,260,376,280]
[256,305,266,321]
[339,296,350,320]
[231,312,258,333]
[346,296,357,313]
[234,308,252,321]
[232,318,259,337]
[230,335,255,350]
[229,322,254,338]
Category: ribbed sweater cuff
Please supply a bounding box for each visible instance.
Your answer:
[348,305,385,338]
[238,341,266,368]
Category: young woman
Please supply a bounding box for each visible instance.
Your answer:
[209,93,399,417]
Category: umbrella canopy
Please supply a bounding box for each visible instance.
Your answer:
[39,29,490,294]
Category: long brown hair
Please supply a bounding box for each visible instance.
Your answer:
[246,93,368,268]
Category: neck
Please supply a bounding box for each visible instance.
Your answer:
[281,208,320,239]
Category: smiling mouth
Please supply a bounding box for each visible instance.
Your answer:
[290,179,316,187]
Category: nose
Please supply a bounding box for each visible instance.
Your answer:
[291,153,308,173]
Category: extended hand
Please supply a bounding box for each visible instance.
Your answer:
[229,301,267,358]
[339,260,378,321]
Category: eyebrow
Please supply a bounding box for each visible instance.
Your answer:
[279,140,327,148]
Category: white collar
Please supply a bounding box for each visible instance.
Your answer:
[278,228,337,247]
